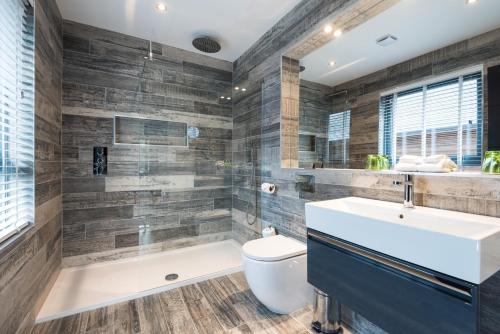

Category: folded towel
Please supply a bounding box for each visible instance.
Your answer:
[398,155,423,164]
[423,155,448,164]
[394,162,418,172]
[416,158,458,173]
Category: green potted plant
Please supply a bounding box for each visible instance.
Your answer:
[482,151,500,174]
[365,154,390,171]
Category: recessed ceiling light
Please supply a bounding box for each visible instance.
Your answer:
[220,96,225,99]
[155,2,167,13]
[226,97,231,100]
[241,88,247,92]
[466,0,478,4]
[333,29,342,38]
[324,25,333,34]
[328,61,336,67]
[234,87,240,90]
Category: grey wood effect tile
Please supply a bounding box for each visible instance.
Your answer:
[30,273,319,334]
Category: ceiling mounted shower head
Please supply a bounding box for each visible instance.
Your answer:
[192,36,221,53]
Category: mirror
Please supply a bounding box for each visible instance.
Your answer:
[281,0,500,171]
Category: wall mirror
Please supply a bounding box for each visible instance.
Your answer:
[280,0,500,173]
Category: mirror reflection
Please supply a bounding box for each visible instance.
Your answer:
[282,0,500,171]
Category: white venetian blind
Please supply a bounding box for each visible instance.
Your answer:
[0,0,35,244]
[379,70,483,168]
[328,110,350,166]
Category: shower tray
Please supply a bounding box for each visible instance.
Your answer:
[36,240,243,323]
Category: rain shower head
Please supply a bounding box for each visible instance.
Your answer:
[192,36,221,54]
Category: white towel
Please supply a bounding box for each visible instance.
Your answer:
[417,158,458,173]
[422,155,448,164]
[394,162,418,172]
[398,155,423,164]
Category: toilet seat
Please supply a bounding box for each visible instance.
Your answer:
[242,235,306,262]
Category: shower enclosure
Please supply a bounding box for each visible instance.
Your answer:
[44,24,241,320]
[231,74,266,243]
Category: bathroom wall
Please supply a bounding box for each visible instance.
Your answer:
[298,80,332,168]
[0,0,63,333]
[61,21,233,265]
[232,0,500,332]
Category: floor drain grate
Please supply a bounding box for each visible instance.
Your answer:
[165,273,179,281]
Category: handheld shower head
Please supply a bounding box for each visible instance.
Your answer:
[144,40,153,61]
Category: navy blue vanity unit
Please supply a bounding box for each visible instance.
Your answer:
[307,229,500,334]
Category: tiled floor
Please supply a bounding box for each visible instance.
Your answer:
[31,272,318,334]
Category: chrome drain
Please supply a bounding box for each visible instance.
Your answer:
[165,273,179,281]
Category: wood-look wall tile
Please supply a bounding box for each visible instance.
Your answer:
[63,236,115,257]
[62,82,106,108]
[183,61,232,82]
[104,175,195,192]
[64,206,134,225]
[61,19,233,264]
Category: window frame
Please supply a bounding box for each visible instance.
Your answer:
[0,0,36,246]
[379,66,484,168]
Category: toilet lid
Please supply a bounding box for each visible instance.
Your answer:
[242,235,307,262]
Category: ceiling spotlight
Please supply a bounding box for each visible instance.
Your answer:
[334,29,343,37]
[220,96,225,99]
[466,0,478,4]
[226,97,231,100]
[241,88,247,92]
[155,2,167,12]
[234,86,240,90]
[328,61,336,67]
[324,25,333,34]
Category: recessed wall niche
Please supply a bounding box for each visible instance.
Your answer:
[114,116,188,146]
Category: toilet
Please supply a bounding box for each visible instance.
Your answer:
[242,235,313,314]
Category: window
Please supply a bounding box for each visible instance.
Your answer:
[0,0,35,244]
[328,110,350,167]
[379,71,483,168]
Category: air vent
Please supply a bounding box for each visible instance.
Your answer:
[192,37,221,53]
[376,34,398,47]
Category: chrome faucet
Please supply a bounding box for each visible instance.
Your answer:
[393,174,414,208]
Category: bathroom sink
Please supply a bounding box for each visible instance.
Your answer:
[305,197,500,284]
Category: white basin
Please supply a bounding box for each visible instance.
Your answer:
[305,197,500,284]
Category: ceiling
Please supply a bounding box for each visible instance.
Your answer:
[301,0,500,87]
[56,0,302,61]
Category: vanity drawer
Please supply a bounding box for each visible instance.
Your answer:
[307,230,478,334]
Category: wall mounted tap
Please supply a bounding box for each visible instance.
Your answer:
[393,174,414,208]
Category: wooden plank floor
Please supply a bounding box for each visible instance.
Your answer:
[31,272,315,334]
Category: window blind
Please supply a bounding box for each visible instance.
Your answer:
[0,0,35,244]
[328,110,350,166]
[379,71,483,168]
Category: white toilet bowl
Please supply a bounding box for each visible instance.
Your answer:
[242,235,313,314]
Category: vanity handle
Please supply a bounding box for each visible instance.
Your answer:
[307,230,473,301]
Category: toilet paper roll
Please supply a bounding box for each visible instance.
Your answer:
[261,182,276,194]
[262,226,276,238]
